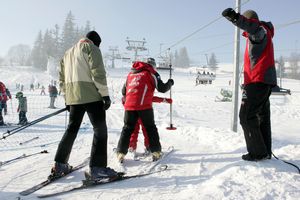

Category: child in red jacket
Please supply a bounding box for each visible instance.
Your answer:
[127,96,172,155]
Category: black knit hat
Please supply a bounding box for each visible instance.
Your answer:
[86,31,101,47]
[242,10,259,20]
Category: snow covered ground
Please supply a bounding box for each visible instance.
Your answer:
[0,64,299,200]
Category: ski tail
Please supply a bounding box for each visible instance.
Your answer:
[37,165,169,198]
[19,157,90,196]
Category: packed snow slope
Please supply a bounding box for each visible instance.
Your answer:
[0,64,299,200]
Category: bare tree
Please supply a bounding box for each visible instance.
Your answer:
[7,44,31,66]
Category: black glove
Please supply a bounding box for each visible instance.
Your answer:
[222,8,239,22]
[65,104,70,112]
[167,79,174,86]
[102,96,111,110]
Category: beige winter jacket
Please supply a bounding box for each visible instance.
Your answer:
[59,38,109,105]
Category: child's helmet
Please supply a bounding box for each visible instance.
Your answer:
[146,57,156,68]
[16,92,23,98]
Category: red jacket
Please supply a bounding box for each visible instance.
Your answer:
[124,62,157,110]
[0,82,7,102]
[236,17,277,86]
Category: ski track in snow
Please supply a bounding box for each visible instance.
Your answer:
[0,66,299,200]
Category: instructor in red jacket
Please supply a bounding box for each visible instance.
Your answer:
[116,58,174,162]
[222,9,277,161]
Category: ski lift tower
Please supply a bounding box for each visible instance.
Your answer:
[108,46,119,68]
[126,37,147,61]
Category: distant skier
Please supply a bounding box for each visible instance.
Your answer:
[30,83,34,91]
[16,92,28,125]
[116,57,174,162]
[222,8,277,161]
[48,85,58,108]
[40,85,46,95]
[3,88,12,115]
[0,81,8,125]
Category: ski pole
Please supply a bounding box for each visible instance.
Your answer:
[0,108,67,140]
[272,152,300,174]
[0,150,48,167]
[166,49,176,130]
[19,136,39,145]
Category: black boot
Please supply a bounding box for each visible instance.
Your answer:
[242,153,271,161]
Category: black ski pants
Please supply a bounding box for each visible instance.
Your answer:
[18,111,28,125]
[117,108,161,154]
[239,83,272,156]
[54,101,108,167]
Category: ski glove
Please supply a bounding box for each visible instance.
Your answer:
[103,96,111,110]
[167,79,174,86]
[65,104,70,112]
[222,8,239,23]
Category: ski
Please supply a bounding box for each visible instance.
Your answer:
[112,146,174,172]
[0,150,48,167]
[37,165,169,198]
[19,157,90,196]
[139,146,174,174]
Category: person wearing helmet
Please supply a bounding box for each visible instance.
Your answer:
[15,92,28,125]
[222,8,277,161]
[116,57,174,162]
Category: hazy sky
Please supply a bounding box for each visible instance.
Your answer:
[0,0,299,64]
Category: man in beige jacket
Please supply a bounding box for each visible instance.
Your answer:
[50,31,118,181]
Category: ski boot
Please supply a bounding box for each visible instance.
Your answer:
[152,151,163,161]
[143,147,151,156]
[48,162,73,180]
[242,153,271,161]
[116,152,125,163]
[85,167,119,182]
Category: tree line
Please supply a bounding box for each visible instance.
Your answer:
[1,11,92,70]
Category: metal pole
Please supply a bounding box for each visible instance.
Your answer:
[231,0,241,132]
[166,48,176,130]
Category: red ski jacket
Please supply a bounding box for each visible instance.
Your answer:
[123,61,172,110]
[0,82,8,102]
[236,16,277,86]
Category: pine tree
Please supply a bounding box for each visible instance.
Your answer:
[52,24,62,59]
[61,11,76,54]
[276,56,285,78]
[289,52,300,79]
[43,29,56,58]
[174,50,179,68]
[179,47,190,68]
[31,31,47,70]
[84,20,91,34]
[208,53,218,72]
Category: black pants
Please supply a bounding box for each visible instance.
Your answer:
[54,101,108,167]
[19,111,28,125]
[117,108,161,154]
[0,103,4,125]
[239,83,272,156]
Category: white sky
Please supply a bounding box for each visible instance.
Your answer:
[0,0,299,64]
